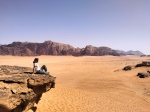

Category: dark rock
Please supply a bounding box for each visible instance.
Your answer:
[135,63,144,68]
[0,65,56,112]
[142,61,150,66]
[137,72,150,78]
[135,61,150,68]
[123,66,132,71]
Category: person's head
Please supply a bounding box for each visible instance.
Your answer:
[33,58,39,63]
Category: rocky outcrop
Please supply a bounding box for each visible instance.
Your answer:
[0,65,56,112]
[0,41,76,56]
[0,40,120,56]
[135,61,150,68]
[123,61,150,71]
[122,61,150,78]
[81,45,119,56]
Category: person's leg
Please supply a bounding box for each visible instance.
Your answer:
[41,65,47,72]
[36,70,50,75]
[36,70,45,74]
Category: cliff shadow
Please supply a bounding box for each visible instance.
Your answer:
[24,72,33,74]
[0,104,10,112]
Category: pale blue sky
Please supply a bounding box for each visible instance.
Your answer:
[0,0,150,54]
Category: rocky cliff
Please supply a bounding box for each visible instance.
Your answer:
[0,40,120,56]
[0,65,56,112]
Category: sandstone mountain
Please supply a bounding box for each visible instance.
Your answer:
[0,41,120,56]
[116,50,145,56]
[126,50,145,56]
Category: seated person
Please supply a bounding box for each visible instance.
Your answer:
[33,58,51,76]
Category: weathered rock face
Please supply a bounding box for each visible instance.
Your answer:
[0,65,56,112]
[81,46,119,56]
[0,40,120,56]
[81,45,95,55]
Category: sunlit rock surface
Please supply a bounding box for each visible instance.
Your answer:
[0,65,56,112]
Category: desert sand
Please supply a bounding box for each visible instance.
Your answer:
[0,55,150,112]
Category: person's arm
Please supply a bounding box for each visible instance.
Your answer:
[33,63,36,74]
[33,67,35,73]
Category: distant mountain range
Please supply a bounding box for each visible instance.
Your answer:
[0,40,145,56]
[116,50,145,56]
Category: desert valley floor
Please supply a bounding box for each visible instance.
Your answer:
[0,56,150,112]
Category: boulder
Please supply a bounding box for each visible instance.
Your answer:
[0,65,56,112]
[123,66,132,71]
[137,72,150,78]
[135,61,150,68]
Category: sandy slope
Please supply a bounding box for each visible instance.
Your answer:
[0,55,150,112]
